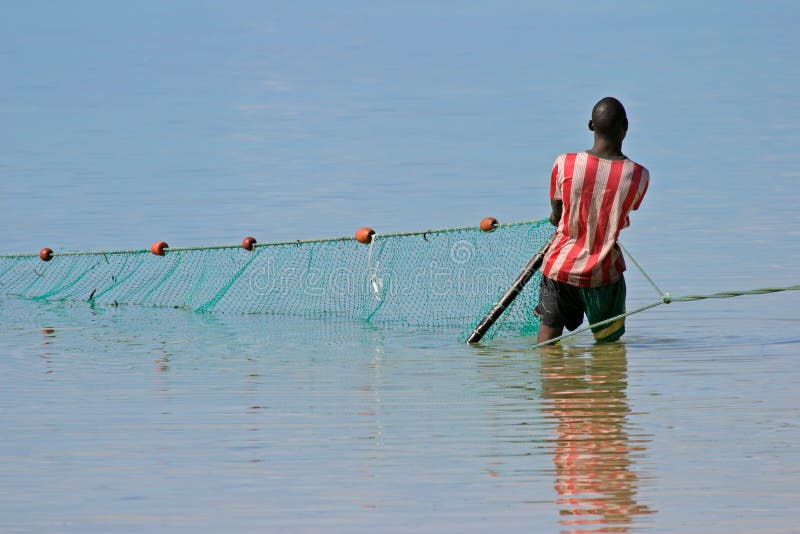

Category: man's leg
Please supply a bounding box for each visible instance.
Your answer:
[537,323,564,343]
[581,276,627,343]
[534,276,583,344]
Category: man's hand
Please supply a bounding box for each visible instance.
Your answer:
[549,199,563,227]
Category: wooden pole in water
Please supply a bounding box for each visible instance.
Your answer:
[466,233,555,344]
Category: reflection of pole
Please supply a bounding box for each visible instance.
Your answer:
[540,344,654,530]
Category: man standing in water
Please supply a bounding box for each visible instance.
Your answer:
[535,97,649,343]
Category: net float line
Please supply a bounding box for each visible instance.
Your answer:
[0,218,554,341]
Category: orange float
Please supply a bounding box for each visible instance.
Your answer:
[242,236,257,251]
[355,227,375,244]
[39,247,53,261]
[150,241,169,256]
[479,217,498,232]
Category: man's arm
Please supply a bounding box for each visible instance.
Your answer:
[549,199,562,227]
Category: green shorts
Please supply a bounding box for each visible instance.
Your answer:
[534,275,627,342]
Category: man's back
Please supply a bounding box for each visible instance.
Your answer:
[535,97,647,344]
[541,151,649,288]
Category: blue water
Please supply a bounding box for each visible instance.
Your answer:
[1,1,799,532]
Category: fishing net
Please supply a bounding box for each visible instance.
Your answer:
[0,219,554,340]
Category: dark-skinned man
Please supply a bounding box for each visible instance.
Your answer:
[534,97,649,344]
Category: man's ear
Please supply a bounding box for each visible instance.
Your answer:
[588,119,594,132]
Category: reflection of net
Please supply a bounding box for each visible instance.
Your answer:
[0,220,553,340]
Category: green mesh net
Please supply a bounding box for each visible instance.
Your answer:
[0,219,554,340]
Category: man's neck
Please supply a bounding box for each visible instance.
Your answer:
[588,137,625,159]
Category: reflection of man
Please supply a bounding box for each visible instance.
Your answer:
[540,343,654,529]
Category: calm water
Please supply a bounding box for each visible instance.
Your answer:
[2,1,799,532]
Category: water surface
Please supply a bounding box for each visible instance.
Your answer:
[1,1,799,532]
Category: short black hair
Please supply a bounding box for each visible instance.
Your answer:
[591,97,628,136]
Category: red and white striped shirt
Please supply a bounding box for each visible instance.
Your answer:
[541,152,649,288]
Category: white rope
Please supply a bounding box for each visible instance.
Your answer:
[367,236,384,302]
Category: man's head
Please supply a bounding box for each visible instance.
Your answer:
[588,97,628,141]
